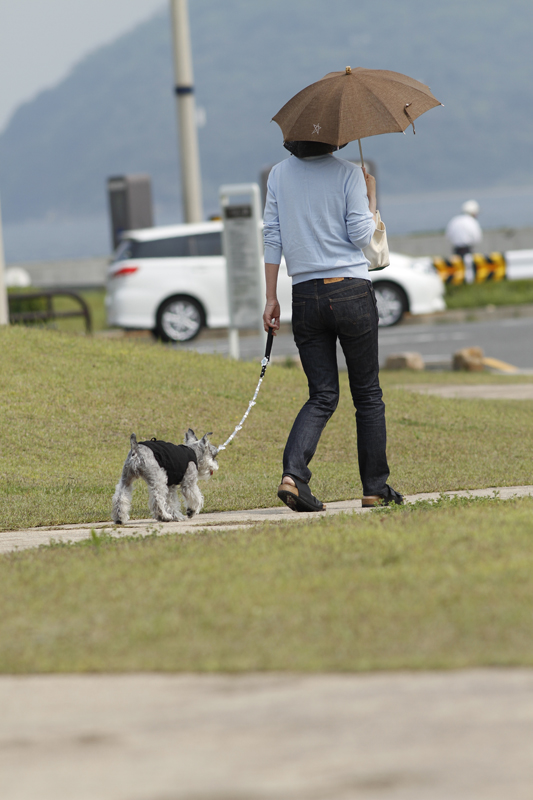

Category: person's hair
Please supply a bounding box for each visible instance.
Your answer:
[283,140,344,158]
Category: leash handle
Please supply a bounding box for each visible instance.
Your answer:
[260,328,274,377]
[265,327,274,361]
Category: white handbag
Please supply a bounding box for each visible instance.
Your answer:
[364,210,390,270]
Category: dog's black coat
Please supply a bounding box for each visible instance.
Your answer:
[139,440,198,486]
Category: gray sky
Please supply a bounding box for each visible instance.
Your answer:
[0,0,165,132]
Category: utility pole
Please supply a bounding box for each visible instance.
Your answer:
[170,0,203,223]
[0,196,9,326]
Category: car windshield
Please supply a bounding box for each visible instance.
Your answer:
[113,232,222,261]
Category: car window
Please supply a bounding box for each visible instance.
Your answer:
[189,232,223,256]
[129,236,192,258]
[113,232,222,260]
[113,239,134,262]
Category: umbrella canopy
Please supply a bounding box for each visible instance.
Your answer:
[273,66,442,147]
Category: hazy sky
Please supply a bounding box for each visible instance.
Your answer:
[0,0,165,132]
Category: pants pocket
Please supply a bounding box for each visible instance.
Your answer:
[329,290,371,327]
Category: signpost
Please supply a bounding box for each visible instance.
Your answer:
[219,183,265,360]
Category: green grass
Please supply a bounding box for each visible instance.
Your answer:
[445,278,533,309]
[2,495,533,673]
[3,327,533,674]
[2,326,533,531]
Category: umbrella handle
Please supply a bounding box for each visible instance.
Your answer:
[358,139,365,168]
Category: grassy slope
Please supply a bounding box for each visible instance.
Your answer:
[445,279,533,309]
[2,326,533,531]
[2,496,533,673]
[2,328,533,673]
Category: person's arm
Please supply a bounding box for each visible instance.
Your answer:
[263,262,281,334]
[345,167,377,248]
[262,168,282,334]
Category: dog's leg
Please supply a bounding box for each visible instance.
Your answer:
[181,462,204,518]
[167,485,186,521]
[146,467,174,522]
[112,463,136,524]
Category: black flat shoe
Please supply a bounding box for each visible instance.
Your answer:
[362,485,404,508]
[277,476,325,513]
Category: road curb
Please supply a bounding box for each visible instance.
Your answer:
[401,302,533,326]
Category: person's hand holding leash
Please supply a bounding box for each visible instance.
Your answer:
[263,300,280,334]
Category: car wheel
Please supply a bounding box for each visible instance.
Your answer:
[156,296,205,342]
[373,282,408,327]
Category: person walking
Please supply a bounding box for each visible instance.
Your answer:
[262,140,403,513]
[445,200,482,257]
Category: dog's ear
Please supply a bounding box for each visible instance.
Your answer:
[199,432,212,451]
[184,428,197,445]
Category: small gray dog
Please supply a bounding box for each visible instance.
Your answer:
[112,429,218,524]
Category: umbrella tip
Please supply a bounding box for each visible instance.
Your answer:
[345,66,352,74]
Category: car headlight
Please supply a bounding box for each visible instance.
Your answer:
[409,257,438,275]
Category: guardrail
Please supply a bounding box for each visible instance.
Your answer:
[433,253,507,285]
[8,290,92,334]
[433,250,533,285]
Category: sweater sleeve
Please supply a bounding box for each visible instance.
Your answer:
[344,167,376,250]
[263,169,283,265]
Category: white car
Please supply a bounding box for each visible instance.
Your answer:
[106,221,445,341]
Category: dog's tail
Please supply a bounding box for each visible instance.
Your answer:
[130,433,139,454]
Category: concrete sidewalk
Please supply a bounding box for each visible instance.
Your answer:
[2,484,533,554]
[2,669,533,800]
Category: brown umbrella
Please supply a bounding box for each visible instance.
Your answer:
[273,66,442,165]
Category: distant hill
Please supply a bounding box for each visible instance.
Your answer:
[1,0,532,223]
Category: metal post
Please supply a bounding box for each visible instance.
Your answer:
[228,327,240,361]
[170,0,203,223]
[0,195,9,326]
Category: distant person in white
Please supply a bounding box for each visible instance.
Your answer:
[446,200,482,257]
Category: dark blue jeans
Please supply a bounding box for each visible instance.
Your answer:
[283,278,390,496]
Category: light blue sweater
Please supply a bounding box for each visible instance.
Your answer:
[263,154,376,285]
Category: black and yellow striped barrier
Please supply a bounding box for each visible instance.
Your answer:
[472,252,506,283]
[433,252,506,285]
[433,255,466,285]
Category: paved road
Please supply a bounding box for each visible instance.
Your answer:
[379,316,533,370]
[181,315,533,371]
[2,670,533,800]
